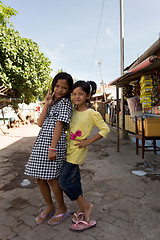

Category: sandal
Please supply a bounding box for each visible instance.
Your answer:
[48,210,70,225]
[35,210,55,224]
[69,220,97,231]
[72,212,85,223]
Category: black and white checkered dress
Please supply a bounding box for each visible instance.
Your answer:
[25,98,72,179]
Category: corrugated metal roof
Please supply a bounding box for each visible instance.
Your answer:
[109,55,160,87]
[109,38,160,87]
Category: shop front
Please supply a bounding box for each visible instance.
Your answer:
[109,53,160,157]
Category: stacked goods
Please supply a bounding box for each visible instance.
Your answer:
[133,82,141,96]
[151,75,160,107]
[123,82,140,99]
[123,85,134,99]
[140,75,153,109]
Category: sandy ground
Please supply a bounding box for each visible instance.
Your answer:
[0,124,40,150]
[0,124,160,240]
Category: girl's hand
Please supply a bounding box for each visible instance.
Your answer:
[74,139,90,148]
[48,150,57,161]
[45,89,54,107]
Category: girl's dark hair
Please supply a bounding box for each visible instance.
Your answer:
[52,72,73,98]
[72,80,97,98]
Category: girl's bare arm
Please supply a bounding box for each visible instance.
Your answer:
[49,121,64,160]
[75,133,102,148]
[37,89,54,127]
[37,104,49,127]
[50,121,64,148]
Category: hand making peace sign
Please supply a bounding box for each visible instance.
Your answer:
[45,89,55,107]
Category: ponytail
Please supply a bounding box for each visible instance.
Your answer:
[87,81,97,96]
[72,80,97,96]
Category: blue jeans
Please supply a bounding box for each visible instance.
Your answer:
[58,161,82,201]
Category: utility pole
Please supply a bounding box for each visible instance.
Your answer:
[120,0,125,130]
[98,60,106,102]
[120,0,127,139]
[116,0,125,152]
[120,0,124,77]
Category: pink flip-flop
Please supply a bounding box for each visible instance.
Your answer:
[72,212,85,223]
[35,210,55,224]
[48,210,70,225]
[69,220,97,231]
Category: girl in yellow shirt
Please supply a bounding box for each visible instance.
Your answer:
[58,80,110,231]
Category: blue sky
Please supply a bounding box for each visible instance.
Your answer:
[3,0,160,86]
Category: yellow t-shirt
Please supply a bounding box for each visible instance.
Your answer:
[66,108,110,165]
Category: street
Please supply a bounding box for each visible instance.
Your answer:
[0,124,160,240]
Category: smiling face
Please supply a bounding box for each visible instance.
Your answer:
[72,87,90,109]
[53,79,69,100]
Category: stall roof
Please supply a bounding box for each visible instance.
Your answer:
[0,85,9,95]
[109,38,160,87]
[91,92,111,100]
[0,85,21,109]
[109,55,160,87]
[124,38,160,71]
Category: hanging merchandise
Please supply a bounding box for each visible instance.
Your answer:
[151,75,160,106]
[123,85,134,99]
[133,82,141,96]
[127,96,142,118]
[140,75,153,109]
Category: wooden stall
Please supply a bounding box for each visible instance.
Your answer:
[109,38,160,157]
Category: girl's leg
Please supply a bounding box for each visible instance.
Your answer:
[59,162,93,222]
[35,178,55,223]
[76,195,93,223]
[58,162,83,201]
[47,178,68,224]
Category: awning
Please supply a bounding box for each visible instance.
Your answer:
[109,55,160,87]
[92,92,111,100]
[0,85,21,109]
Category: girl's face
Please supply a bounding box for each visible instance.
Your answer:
[72,87,90,107]
[54,79,69,100]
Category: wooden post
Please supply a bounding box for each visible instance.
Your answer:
[98,61,106,102]
[1,109,5,124]
[116,83,120,152]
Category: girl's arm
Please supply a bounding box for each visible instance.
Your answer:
[37,104,49,127]
[48,120,64,160]
[75,111,110,149]
[37,89,54,127]
[75,133,102,148]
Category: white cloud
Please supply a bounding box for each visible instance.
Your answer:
[42,43,66,61]
[106,28,114,39]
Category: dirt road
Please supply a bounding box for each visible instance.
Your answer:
[0,124,160,240]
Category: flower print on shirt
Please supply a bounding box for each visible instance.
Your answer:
[70,130,82,140]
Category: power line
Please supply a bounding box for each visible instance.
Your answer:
[88,0,105,79]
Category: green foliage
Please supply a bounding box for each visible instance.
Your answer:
[0,1,18,27]
[56,69,63,74]
[0,27,53,104]
[0,1,53,107]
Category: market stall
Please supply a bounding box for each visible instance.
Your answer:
[91,93,111,119]
[109,54,160,157]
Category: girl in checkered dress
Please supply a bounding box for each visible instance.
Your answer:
[25,72,73,224]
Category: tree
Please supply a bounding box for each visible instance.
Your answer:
[0,26,52,105]
[0,1,53,107]
[0,1,18,27]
